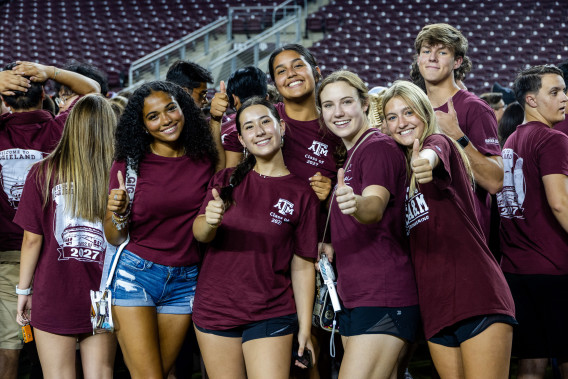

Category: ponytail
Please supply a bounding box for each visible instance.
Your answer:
[219,154,256,209]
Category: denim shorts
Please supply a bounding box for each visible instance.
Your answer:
[111,249,198,314]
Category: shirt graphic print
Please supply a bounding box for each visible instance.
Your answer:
[0,148,43,209]
[306,140,329,167]
[53,183,105,264]
[405,188,430,236]
[271,198,294,224]
[496,148,526,219]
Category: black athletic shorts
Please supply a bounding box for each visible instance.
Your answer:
[194,313,297,343]
[429,314,517,347]
[337,305,420,342]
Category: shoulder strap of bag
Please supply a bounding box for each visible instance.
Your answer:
[319,129,378,246]
[103,159,138,289]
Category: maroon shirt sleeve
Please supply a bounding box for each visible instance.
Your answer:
[199,168,234,215]
[14,164,43,235]
[538,130,568,176]
[423,134,453,190]
[221,117,242,153]
[437,91,501,157]
[357,141,401,196]
[293,192,319,259]
[456,92,501,157]
[108,160,127,192]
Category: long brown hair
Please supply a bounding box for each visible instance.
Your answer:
[39,94,117,222]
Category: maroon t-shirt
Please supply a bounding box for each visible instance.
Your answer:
[407,134,514,339]
[0,108,73,251]
[109,153,214,266]
[220,113,241,153]
[554,117,568,135]
[434,90,501,241]
[276,102,342,240]
[331,129,418,308]
[14,164,105,334]
[192,168,319,329]
[498,121,568,275]
[275,102,341,183]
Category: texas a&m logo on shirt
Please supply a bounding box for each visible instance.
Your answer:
[305,140,328,167]
[308,141,328,157]
[270,198,294,225]
[405,188,430,236]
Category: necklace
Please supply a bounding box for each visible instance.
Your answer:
[253,167,289,178]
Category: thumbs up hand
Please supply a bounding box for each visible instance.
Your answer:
[210,80,229,121]
[205,188,225,227]
[335,168,357,215]
[435,97,462,140]
[108,170,129,215]
[411,139,435,184]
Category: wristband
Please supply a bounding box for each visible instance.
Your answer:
[15,285,32,295]
[457,135,470,148]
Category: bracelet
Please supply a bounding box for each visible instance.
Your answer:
[52,67,60,79]
[112,209,130,221]
[112,212,129,230]
[15,285,32,295]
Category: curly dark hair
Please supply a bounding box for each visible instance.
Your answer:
[114,81,218,172]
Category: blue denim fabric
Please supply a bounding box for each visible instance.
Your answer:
[111,249,198,314]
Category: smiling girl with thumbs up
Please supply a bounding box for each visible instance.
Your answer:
[383,80,515,379]
[317,71,420,379]
[192,97,319,379]
[103,81,219,378]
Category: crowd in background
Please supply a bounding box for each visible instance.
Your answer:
[0,21,567,379]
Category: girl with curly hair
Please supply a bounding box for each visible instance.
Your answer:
[192,98,319,379]
[104,81,218,378]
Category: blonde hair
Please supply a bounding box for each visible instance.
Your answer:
[368,89,387,131]
[382,80,473,193]
[39,94,117,222]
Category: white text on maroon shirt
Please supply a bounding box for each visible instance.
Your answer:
[305,140,328,167]
[271,198,294,225]
[405,188,430,235]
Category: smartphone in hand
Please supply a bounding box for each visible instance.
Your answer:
[292,348,313,369]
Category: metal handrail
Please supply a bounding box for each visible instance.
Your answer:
[128,17,228,86]
[208,14,300,70]
[130,17,227,68]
